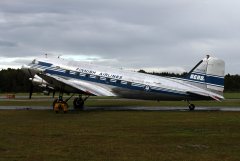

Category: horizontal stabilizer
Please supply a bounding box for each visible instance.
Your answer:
[187,91,224,101]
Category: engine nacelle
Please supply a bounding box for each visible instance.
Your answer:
[29,75,55,96]
[43,90,50,95]
[30,75,47,86]
[22,65,44,77]
[30,75,54,91]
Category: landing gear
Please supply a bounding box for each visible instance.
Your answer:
[189,104,195,111]
[73,98,84,110]
[187,100,195,111]
[52,92,90,113]
[53,96,69,113]
[73,95,89,110]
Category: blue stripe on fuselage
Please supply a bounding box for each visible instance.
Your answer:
[43,68,187,97]
[38,61,53,67]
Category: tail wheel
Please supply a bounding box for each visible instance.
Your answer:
[73,98,84,110]
[189,104,195,111]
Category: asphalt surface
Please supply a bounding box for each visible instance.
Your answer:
[0,106,240,111]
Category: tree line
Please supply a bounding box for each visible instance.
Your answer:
[0,68,239,93]
[0,69,31,93]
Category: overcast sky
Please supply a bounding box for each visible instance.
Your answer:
[0,0,239,74]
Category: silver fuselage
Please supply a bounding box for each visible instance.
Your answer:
[24,57,221,101]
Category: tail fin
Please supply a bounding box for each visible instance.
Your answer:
[186,55,225,95]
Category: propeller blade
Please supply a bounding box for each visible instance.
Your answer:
[27,68,34,99]
[52,90,56,98]
[29,83,33,99]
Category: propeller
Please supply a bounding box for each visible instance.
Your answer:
[52,90,56,98]
[28,69,34,99]
[29,82,34,99]
[27,68,54,99]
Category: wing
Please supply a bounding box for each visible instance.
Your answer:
[38,73,116,96]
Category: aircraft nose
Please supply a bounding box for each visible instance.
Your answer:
[21,65,31,75]
[21,65,39,77]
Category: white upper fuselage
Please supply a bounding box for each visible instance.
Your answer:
[25,57,223,101]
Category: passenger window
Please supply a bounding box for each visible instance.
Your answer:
[80,73,86,77]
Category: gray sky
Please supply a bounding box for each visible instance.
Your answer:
[0,0,239,74]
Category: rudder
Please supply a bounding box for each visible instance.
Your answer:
[186,55,225,95]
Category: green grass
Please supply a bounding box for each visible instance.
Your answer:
[0,111,239,161]
[224,92,240,99]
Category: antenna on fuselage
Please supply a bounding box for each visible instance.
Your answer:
[206,55,210,59]
[58,55,62,59]
[45,53,48,58]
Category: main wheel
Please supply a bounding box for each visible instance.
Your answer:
[189,104,195,111]
[73,98,84,110]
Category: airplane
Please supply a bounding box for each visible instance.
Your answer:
[22,55,225,113]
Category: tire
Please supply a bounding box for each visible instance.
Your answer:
[73,98,84,110]
[189,104,195,111]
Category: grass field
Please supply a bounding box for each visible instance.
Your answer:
[0,111,239,161]
[0,93,240,161]
[224,92,240,99]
